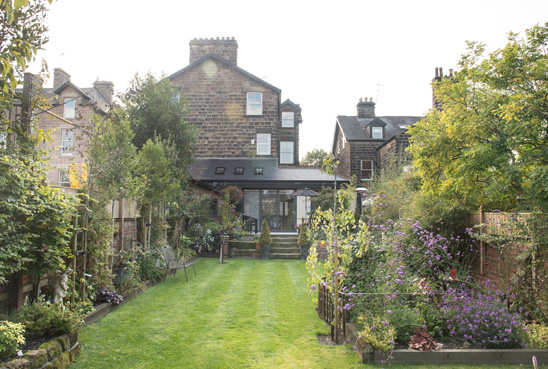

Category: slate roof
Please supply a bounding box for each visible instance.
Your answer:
[336,115,422,141]
[189,158,348,189]
[167,54,281,94]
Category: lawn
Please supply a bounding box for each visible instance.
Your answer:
[71,259,529,368]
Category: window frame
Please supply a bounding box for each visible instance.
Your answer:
[234,167,244,175]
[279,141,294,164]
[282,112,295,128]
[371,126,383,139]
[254,167,263,175]
[215,167,225,175]
[59,168,71,187]
[246,92,263,116]
[360,160,373,181]
[61,128,73,156]
[256,133,271,155]
[63,97,76,119]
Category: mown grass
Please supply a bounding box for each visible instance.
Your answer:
[71,259,529,368]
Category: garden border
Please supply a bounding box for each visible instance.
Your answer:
[346,322,548,365]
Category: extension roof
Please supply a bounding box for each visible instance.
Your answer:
[189,158,348,190]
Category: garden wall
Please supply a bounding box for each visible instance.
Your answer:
[0,332,80,369]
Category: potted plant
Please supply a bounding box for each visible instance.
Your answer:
[258,219,271,260]
[253,234,261,251]
[298,222,311,260]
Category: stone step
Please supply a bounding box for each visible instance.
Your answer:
[270,252,301,260]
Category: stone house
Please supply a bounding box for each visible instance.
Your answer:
[332,98,422,182]
[9,68,114,188]
[170,38,346,232]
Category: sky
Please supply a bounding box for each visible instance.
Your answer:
[29,0,548,159]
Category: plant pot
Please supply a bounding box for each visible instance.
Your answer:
[255,243,261,251]
[300,245,311,260]
[260,244,270,260]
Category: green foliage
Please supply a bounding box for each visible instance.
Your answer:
[86,110,137,201]
[18,301,82,337]
[297,223,309,246]
[135,138,178,206]
[124,72,196,187]
[357,314,395,352]
[0,320,25,358]
[258,219,271,245]
[0,154,78,284]
[136,250,164,283]
[524,323,548,349]
[219,187,244,237]
[0,0,50,101]
[300,148,329,167]
[408,22,548,212]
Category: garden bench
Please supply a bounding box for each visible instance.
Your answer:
[161,245,196,282]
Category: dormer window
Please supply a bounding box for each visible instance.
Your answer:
[282,112,294,127]
[63,97,76,119]
[234,167,244,175]
[371,126,383,139]
[215,167,225,175]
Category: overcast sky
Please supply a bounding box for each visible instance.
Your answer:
[30,0,548,158]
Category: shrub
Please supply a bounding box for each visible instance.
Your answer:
[258,220,271,244]
[357,315,396,352]
[18,301,82,337]
[137,250,165,283]
[438,283,524,348]
[524,323,548,349]
[0,321,25,358]
[408,328,439,351]
[298,223,309,246]
[93,287,123,306]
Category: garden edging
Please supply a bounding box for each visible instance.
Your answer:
[346,322,548,365]
[0,331,79,369]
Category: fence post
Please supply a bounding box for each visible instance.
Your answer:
[479,206,485,275]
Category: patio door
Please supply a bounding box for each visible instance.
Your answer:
[260,190,295,232]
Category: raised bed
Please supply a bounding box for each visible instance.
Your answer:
[346,323,548,366]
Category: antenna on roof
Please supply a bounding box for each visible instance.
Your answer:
[376,84,383,103]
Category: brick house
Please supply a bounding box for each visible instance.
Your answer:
[170,38,346,232]
[332,98,421,182]
[9,68,114,188]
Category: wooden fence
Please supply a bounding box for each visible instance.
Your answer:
[317,279,350,344]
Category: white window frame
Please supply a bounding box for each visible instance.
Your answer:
[371,126,383,139]
[256,133,271,155]
[247,92,263,115]
[360,160,373,181]
[280,141,294,164]
[63,97,76,119]
[282,112,294,128]
[0,132,6,148]
[59,168,71,187]
[61,129,73,156]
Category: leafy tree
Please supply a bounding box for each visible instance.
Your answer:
[124,72,196,187]
[301,148,329,167]
[0,155,77,286]
[408,22,548,212]
[0,0,51,102]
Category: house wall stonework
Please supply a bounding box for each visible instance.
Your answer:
[377,131,411,169]
[171,58,281,159]
[349,141,380,180]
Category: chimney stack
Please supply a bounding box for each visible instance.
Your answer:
[53,68,70,90]
[189,37,238,65]
[93,80,114,105]
[357,97,375,119]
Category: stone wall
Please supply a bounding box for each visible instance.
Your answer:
[172,58,281,159]
[0,332,80,369]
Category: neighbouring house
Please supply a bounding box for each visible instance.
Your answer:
[9,68,114,189]
[332,98,422,182]
[169,37,347,232]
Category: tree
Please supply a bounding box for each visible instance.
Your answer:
[124,72,196,187]
[0,0,51,102]
[301,148,329,167]
[408,22,548,212]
